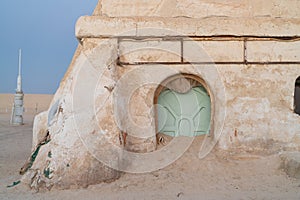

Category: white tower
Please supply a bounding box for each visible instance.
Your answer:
[11,49,24,125]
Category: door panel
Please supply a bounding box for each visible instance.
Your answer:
[157,86,211,137]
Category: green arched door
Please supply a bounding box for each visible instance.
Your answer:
[157,86,211,137]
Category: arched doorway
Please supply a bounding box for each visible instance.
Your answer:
[295,76,300,115]
[154,74,212,138]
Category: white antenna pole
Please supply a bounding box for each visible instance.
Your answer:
[11,48,24,125]
[19,49,21,76]
[17,49,22,92]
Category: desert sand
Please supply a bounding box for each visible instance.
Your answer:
[0,94,53,115]
[0,94,299,200]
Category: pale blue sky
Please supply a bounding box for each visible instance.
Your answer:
[0,0,98,94]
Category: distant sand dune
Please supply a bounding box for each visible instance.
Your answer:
[0,94,53,114]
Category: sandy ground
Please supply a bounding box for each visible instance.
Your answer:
[0,113,300,199]
[0,93,53,114]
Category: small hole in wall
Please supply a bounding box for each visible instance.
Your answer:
[294,76,300,115]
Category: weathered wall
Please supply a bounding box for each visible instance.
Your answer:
[22,0,300,189]
[21,39,122,190]
[220,65,300,149]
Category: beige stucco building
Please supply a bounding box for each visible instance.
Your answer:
[21,0,300,189]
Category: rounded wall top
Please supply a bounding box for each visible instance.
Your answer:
[94,0,300,19]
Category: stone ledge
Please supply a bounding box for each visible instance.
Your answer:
[76,16,300,38]
[247,40,300,62]
[119,40,181,63]
[183,41,244,62]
